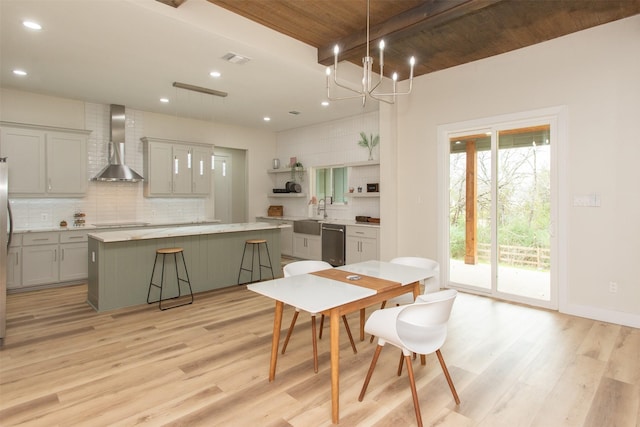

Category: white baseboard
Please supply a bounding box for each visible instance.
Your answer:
[561,303,640,328]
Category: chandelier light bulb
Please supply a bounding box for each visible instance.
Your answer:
[326,67,331,76]
[334,45,340,55]
[379,40,385,50]
[392,72,398,81]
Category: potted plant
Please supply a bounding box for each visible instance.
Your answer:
[290,161,304,181]
[358,132,379,161]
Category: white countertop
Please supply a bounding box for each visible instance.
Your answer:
[88,222,280,243]
[256,216,380,228]
[13,220,221,233]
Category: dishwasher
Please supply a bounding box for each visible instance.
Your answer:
[322,223,346,266]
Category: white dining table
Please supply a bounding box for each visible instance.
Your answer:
[247,260,434,424]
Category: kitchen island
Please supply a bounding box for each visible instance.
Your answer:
[87,223,282,312]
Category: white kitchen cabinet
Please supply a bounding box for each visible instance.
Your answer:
[191,146,211,195]
[172,145,192,195]
[46,132,87,194]
[59,242,88,281]
[12,230,88,289]
[144,140,173,196]
[345,225,379,264]
[0,126,45,194]
[22,232,60,287]
[0,123,89,196]
[293,233,321,260]
[142,137,213,197]
[59,231,88,282]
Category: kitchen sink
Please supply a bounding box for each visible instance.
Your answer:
[293,219,322,235]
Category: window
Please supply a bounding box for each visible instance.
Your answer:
[315,166,347,203]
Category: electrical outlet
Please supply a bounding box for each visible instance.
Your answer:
[608,281,618,293]
[41,213,48,221]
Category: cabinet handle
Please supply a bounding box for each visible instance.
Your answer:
[33,238,50,241]
[16,253,20,266]
[68,236,84,239]
[61,248,65,261]
[48,178,52,191]
[54,249,57,262]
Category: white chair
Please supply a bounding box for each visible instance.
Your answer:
[281,260,357,373]
[370,257,439,343]
[358,289,460,427]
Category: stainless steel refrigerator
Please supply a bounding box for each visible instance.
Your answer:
[0,157,12,345]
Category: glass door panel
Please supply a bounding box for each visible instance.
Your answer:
[496,126,551,301]
[449,131,492,292]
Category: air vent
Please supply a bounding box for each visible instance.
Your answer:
[222,52,251,65]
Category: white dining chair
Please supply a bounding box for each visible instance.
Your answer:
[370,257,440,343]
[281,260,357,373]
[358,289,460,427]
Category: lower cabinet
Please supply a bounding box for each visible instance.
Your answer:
[345,226,379,265]
[59,242,88,282]
[293,233,321,260]
[22,244,59,287]
[7,246,21,288]
[11,230,88,290]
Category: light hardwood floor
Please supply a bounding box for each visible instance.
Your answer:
[1,283,639,426]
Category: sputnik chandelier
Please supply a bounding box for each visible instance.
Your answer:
[325,0,415,106]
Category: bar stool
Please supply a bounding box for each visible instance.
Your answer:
[147,247,194,310]
[237,239,274,284]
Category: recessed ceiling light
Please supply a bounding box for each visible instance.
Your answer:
[23,20,42,30]
[321,101,329,107]
[13,69,27,76]
[263,117,271,122]
[209,71,221,78]
[160,98,169,103]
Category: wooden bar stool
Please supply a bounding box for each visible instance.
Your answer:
[237,239,274,284]
[147,247,194,310]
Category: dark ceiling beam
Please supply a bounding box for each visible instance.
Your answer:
[317,0,503,66]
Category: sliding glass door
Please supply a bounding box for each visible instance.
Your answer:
[444,112,559,309]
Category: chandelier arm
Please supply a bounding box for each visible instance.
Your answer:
[332,73,366,95]
[327,91,368,102]
[367,93,394,105]
[369,80,413,97]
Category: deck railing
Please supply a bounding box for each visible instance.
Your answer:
[477,243,550,269]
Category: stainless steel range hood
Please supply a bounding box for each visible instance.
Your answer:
[92,104,144,182]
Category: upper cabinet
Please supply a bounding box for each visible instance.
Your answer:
[141,137,213,197]
[0,122,90,197]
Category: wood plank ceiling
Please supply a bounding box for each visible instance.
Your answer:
[166,0,640,80]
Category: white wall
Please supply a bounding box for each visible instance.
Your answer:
[0,88,276,228]
[388,15,640,326]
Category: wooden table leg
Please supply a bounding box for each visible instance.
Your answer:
[359,308,366,341]
[330,308,340,424]
[269,300,284,382]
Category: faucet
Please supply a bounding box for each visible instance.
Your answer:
[317,198,328,219]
